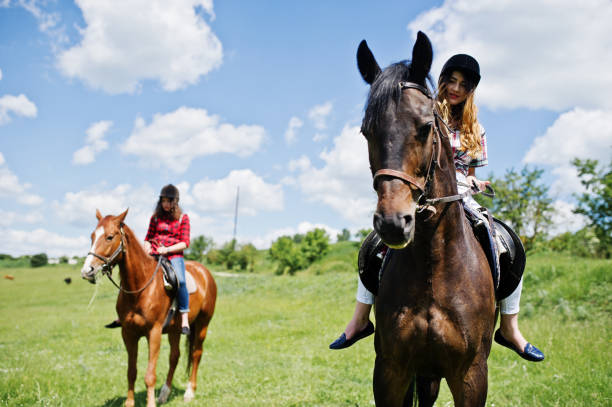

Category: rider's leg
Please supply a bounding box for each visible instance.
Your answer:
[499,279,528,350]
[170,256,189,330]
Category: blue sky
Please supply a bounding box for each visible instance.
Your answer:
[1,0,610,257]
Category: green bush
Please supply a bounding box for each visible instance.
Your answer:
[30,253,48,268]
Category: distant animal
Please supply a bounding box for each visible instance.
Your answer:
[64,277,72,284]
[357,32,495,406]
[3,275,14,280]
[81,209,217,407]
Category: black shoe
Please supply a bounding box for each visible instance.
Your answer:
[181,326,190,335]
[329,321,374,350]
[105,320,121,329]
[494,329,544,362]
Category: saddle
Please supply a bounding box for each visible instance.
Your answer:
[358,214,525,301]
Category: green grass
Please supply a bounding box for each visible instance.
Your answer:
[0,253,610,406]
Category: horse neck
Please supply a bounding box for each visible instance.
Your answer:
[412,136,470,260]
[117,225,157,291]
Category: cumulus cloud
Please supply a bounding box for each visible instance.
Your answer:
[0,209,43,227]
[523,108,612,196]
[548,200,588,236]
[408,0,612,110]
[72,120,112,165]
[57,0,222,94]
[121,107,265,173]
[191,169,284,216]
[284,116,303,145]
[0,228,90,257]
[0,153,43,205]
[0,94,37,125]
[291,125,376,222]
[308,101,333,130]
[53,184,155,238]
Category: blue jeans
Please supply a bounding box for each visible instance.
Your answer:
[170,257,189,313]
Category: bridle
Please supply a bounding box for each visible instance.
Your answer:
[371,81,492,215]
[87,227,161,294]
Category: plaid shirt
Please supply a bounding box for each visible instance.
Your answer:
[448,125,488,176]
[145,213,190,259]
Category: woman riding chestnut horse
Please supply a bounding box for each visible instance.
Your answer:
[81,195,216,406]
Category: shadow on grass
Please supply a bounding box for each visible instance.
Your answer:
[97,384,185,407]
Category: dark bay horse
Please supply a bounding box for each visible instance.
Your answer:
[357,32,496,406]
[81,209,217,407]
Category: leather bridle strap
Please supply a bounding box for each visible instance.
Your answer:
[373,169,425,192]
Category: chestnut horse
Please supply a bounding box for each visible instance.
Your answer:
[81,209,217,407]
[357,32,496,406]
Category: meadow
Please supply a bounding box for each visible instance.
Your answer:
[0,245,610,406]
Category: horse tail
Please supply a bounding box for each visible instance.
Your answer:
[185,324,196,375]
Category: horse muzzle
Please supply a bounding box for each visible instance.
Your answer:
[81,266,100,284]
[373,210,415,249]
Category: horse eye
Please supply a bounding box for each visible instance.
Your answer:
[417,122,432,139]
[106,235,114,241]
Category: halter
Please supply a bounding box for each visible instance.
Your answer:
[371,81,493,214]
[87,227,161,294]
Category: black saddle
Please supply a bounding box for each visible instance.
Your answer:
[357,217,525,301]
[157,256,178,297]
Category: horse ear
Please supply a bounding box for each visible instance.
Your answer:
[96,209,102,221]
[117,208,129,224]
[409,31,433,84]
[357,40,381,85]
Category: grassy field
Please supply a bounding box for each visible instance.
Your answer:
[0,248,610,406]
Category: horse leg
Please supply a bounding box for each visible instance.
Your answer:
[122,330,139,407]
[373,356,412,407]
[415,376,441,407]
[144,325,163,407]
[446,356,489,407]
[157,331,181,404]
[185,321,209,402]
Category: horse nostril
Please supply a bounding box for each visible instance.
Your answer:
[89,266,94,273]
[403,214,413,229]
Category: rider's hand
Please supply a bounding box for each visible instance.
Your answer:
[467,175,490,192]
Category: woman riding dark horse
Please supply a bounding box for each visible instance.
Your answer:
[336,31,539,406]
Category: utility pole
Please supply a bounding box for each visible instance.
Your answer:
[232,186,239,243]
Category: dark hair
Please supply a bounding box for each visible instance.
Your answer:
[153,185,182,221]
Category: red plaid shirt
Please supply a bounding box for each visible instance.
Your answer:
[145,213,190,259]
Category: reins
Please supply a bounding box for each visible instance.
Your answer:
[88,227,162,294]
[372,81,494,214]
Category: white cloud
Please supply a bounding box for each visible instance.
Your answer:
[548,200,588,236]
[313,133,327,142]
[409,0,612,110]
[249,221,340,250]
[0,209,43,228]
[523,108,612,196]
[292,124,376,222]
[4,0,67,49]
[0,68,3,81]
[0,94,37,125]
[0,154,43,205]
[0,228,89,257]
[121,107,265,173]
[191,169,284,216]
[57,0,222,94]
[53,183,156,241]
[73,120,112,165]
[308,101,333,130]
[284,116,303,145]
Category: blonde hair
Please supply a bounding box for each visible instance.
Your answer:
[436,78,482,159]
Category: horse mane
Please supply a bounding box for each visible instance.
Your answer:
[363,61,433,133]
[121,223,155,266]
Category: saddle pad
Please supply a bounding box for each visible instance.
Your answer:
[185,270,197,294]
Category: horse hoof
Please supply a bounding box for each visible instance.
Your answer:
[184,383,195,402]
[157,383,171,404]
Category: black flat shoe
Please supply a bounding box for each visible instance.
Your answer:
[181,326,190,335]
[329,321,374,350]
[105,320,121,329]
[494,329,544,362]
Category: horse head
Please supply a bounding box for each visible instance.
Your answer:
[81,209,128,283]
[358,32,435,248]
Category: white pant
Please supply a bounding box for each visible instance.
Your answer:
[355,172,523,314]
